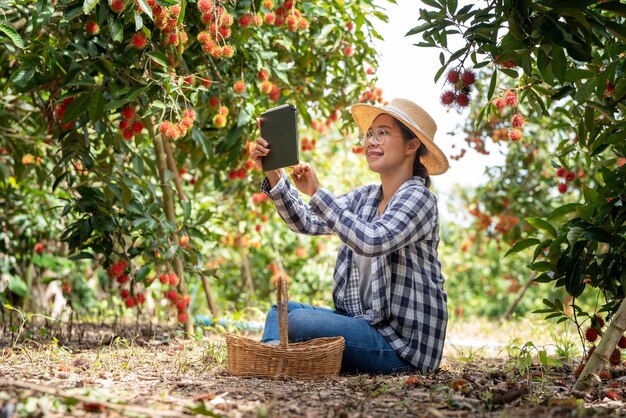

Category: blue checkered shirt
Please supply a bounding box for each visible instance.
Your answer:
[261,173,447,372]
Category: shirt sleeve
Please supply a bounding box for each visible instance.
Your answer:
[261,172,332,236]
[309,185,437,257]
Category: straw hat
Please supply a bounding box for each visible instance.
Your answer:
[351,98,449,175]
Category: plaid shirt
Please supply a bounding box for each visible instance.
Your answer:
[261,173,447,372]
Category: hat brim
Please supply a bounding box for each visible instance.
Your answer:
[351,103,449,175]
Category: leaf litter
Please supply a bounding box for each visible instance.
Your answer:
[1,320,626,417]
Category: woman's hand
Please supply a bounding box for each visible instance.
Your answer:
[291,162,321,197]
[251,120,283,186]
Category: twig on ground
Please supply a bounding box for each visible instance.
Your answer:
[0,379,194,418]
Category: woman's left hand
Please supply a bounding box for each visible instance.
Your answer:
[291,162,321,197]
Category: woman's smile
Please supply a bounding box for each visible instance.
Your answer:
[366,149,384,161]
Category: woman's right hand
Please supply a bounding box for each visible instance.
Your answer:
[250,136,270,171]
[251,136,283,186]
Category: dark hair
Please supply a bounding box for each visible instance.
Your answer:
[393,118,431,188]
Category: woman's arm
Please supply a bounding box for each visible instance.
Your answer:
[309,181,437,257]
[261,172,332,236]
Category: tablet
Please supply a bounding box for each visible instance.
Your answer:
[259,103,299,171]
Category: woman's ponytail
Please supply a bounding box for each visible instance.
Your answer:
[394,119,432,188]
[412,146,431,188]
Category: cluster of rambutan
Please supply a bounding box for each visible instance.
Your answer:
[86,21,99,36]
[311,120,328,134]
[440,68,476,109]
[468,206,493,231]
[575,316,626,382]
[464,136,489,155]
[300,137,317,151]
[149,1,189,50]
[251,192,269,205]
[258,69,280,102]
[491,91,525,142]
[555,166,580,194]
[119,105,144,140]
[233,80,246,95]
[55,97,75,130]
[109,0,125,13]
[158,108,197,140]
[449,147,466,161]
[159,273,190,323]
[196,0,235,59]
[228,166,249,180]
[358,86,384,104]
[324,108,341,127]
[107,260,147,308]
[494,214,520,234]
[272,1,310,32]
[212,105,229,128]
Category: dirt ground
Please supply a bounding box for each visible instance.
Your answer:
[1,320,626,417]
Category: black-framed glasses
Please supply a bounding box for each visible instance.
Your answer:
[357,128,401,146]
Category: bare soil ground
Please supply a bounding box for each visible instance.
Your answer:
[1,319,626,417]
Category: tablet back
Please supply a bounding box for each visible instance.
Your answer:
[260,104,299,171]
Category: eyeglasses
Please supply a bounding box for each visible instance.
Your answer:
[358,128,401,146]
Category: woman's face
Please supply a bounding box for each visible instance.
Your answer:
[363,114,417,174]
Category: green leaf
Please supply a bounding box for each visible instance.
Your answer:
[155,0,178,6]
[530,261,551,272]
[576,204,594,221]
[487,69,497,100]
[584,226,611,243]
[526,217,557,238]
[448,0,458,14]
[565,261,585,297]
[597,1,626,16]
[406,22,432,36]
[89,89,104,122]
[504,238,540,257]
[182,200,191,220]
[134,11,144,31]
[83,0,98,14]
[9,66,35,90]
[135,264,152,281]
[574,78,597,103]
[605,19,626,43]
[447,46,468,64]
[551,45,567,84]
[0,23,24,49]
[136,0,154,20]
[146,52,168,67]
[548,203,578,219]
[550,85,575,101]
[434,65,446,83]
[582,185,598,205]
[69,252,95,260]
[566,226,585,247]
[108,14,124,43]
[64,94,91,123]
[63,3,83,21]
[8,276,30,298]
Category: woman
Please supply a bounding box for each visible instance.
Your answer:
[251,98,449,374]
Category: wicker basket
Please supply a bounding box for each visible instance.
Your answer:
[226,277,345,379]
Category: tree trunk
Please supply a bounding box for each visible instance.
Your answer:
[152,134,193,334]
[574,298,626,392]
[239,245,255,297]
[502,272,536,320]
[163,139,187,201]
[200,274,218,318]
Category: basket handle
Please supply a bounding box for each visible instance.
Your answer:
[276,275,289,348]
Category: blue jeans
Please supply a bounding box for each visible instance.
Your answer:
[261,301,416,375]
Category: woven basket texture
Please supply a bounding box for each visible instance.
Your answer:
[226,277,345,379]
